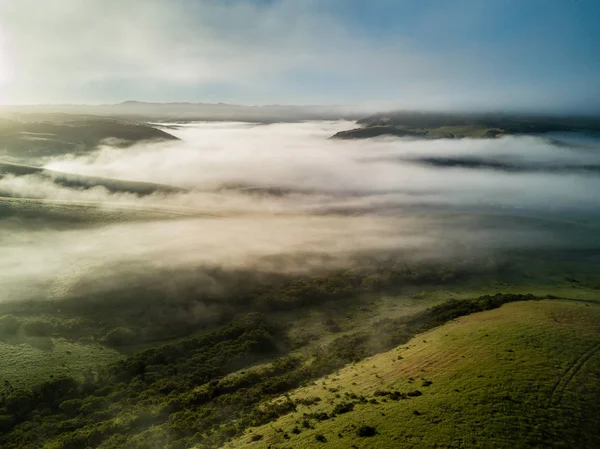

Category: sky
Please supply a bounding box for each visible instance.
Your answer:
[0,0,599,111]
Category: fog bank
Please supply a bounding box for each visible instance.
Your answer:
[1,120,599,304]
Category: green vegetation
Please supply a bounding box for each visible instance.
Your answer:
[330,124,504,140]
[228,299,600,448]
[0,339,122,389]
[0,294,546,448]
[0,260,473,348]
[4,241,596,351]
[0,214,597,445]
[0,114,178,161]
[331,125,430,140]
[331,111,600,140]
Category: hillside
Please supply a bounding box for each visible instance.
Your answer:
[227,299,600,448]
[0,161,185,196]
[0,113,178,161]
[331,112,600,140]
[2,291,599,449]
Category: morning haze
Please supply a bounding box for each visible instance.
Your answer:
[0,1,599,448]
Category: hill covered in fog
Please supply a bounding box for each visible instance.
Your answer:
[332,111,600,140]
[0,113,178,162]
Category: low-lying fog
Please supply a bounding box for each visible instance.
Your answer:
[44,122,600,212]
[1,121,599,303]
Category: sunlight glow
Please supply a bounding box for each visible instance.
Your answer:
[0,29,15,102]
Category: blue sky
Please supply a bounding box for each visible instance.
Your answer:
[0,0,598,112]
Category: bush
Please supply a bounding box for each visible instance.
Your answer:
[315,434,327,443]
[0,315,20,337]
[332,402,354,415]
[306,411,329,421]
[295,396,321,406]
[59,398,83,417]
[22,318,54,337]
[250,434,263,442]
[374,390,407,400]
[357,425,377,437]
[101,327,137,347]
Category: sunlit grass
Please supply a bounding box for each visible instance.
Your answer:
[227,300,600,448]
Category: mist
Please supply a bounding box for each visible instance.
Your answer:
[1,121,599,305]
[42,121,600,213]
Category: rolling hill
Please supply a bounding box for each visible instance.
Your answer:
[0,113,178,161]
[331,112,600,140]
[227,299,600,449]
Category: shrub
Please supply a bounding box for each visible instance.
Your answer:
[332,402,354,415]
[315,434,327,443]
[250,434,263,442]
[327,323,342,333]
[22,318,54,337]
[356,425,377,437]
[307,412,329,421]
[59,398,83,417]
[295,396,321,406]
[0,315,20,337]
[373,390,406,400]
[101,327,137,347]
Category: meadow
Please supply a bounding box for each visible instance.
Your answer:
[228,299,600,449]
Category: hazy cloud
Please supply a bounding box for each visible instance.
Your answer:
[44,122,600,212]
[1,121,599,304]
[1,0,597,109]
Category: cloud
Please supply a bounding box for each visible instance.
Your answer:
[1,0,596,109]
[43,121,600,212]
[1,121,599,304]
[1,0,406,103]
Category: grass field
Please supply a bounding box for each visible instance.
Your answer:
[0,338,123,389]
[425,125,503,138]
[226,299,600,448]
[331,124,503,139]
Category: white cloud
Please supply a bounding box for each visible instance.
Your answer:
[0,0,501,105]
[0,0,596,110]
[43,121,600,212]
[1,120,599,303]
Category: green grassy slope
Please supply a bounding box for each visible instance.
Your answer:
[0,114,178,160]
[0,339,122,389]
[227,299,600,449]
[332,111,600,140]
[330,124,502,140]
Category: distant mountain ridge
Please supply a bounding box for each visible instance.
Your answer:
[0,102,361,123]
